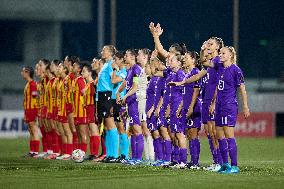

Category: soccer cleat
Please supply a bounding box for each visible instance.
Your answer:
[188,164,201,170]
[23,152,37,158]
[33,152,47,159]
[55,154,65,160]
[128,159,143,165]
[218,163,232,173]
[152,160,164,167]
[84,155,96,161]
[122,158,137,165]
[116,155,127,163]
[220,166,240,174]
[62,154,71,160]
[44,153,60,160]
[176,162,187,169]
[93,154,106,162]
[164,161,179,168]
[203,163,221,172]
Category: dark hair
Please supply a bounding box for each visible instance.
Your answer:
[40,58,50,67]
[66,55,80,64]
[126,49,138,57]
[114,51,125,59]
[189,51,202,70]
[171,43,187,55]
[83,64,92,73]
[23,66,34,79]
[51,59,60,66]
[74,61,85,72]
[210,37,224,52]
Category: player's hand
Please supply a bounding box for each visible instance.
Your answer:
[243,106,250,119]
[165,105,170,118]
[116,93,121,104]
[176,108,182,118]
[149,22,156,34]
[169,81,184,86]
[209,103,215,115]
[147,106,154,118]
[122,96,127,105]
[187,106,193,118]
[154,107,160,117]
[155,23,163,36]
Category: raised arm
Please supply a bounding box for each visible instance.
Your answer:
[149,22,168,58]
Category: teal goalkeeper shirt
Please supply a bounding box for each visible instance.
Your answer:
[111,67,127,100]
[97,59,114,92]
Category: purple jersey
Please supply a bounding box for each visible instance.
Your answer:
[154,76,166,108]
[201,56,219,102]
[215,63,245,105]
[162,67,173,104]
[170,68,185,102]
[182,68,201,112]
[146,76,159,112]
[125,64,142,104]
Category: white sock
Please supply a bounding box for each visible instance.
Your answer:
[144,136,150,160]
[146,135,155,161]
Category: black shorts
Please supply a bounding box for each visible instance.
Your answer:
[97,91,113,123]
[112,99,122,122]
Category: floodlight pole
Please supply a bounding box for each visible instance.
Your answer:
[111,0,117,46]
[233,0,239,54]
[97,0,105,54]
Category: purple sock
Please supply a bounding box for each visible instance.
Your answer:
[189,139,196,164]
[196,138,200,165]
[136,134,144,160]
[163,140,172,162]
[218,138,228,164]
[172,145,180,163]
[153,138,158,160]
[157,137,164,160]
[217,148,223,165]
[208,135,218,164]
[131,135,136,159]
[179,148,187,164]
[227,137,238,166]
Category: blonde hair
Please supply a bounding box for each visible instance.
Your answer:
[225,46,237,64]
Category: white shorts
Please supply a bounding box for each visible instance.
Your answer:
[138,98,147,122]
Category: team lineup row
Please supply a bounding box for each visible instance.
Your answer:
[21,22,250,174]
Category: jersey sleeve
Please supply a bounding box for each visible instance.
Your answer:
[235,66,245,87]
[77,77,86,95]
[30,81,38,97]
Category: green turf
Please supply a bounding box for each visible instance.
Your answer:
[0,138,284,189]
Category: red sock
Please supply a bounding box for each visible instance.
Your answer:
[90,135,100,156]
[90,136,94,155]
[62,143,67,154]
[52,129,60,153]
[29,140,34,152]
[40,126,47,152]
[33,140,40,153]
[101,136,106,156]
[73,132,79,150]
[67,144,73,155]
[58,135,62,154]
[47,131,53,152]
[79,143,87,153]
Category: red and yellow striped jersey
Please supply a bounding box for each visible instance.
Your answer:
[58,77,67,117]
[23,80,38,110]
[72,76,86,118]
[51,77,60,108]
[46,77,55,114]
[66,73,75,105]
[41,77,49,107]
[84,81,95,106]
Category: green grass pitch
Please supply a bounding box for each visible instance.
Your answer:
[0,138,284,189]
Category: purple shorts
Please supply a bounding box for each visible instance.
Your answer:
[201,101,215,124]
[215,103,238,127]
[169,100,182,133]
[127,100,141,126]
[157,105,169,128]
[178,109,201,132]
[147,114,158,131]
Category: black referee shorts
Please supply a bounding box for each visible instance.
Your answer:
[97,91,113,124]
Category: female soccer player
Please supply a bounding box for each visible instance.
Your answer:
[111,51,129,161]
[56,63,73,160]
[72,61,88,153]
[136,48,155,163]
[21,66,40,157]
[81,64,101,160]
[210,46,250,174]
[116,49,143,165]
[64,56,79,150]
[176,51,202,169]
